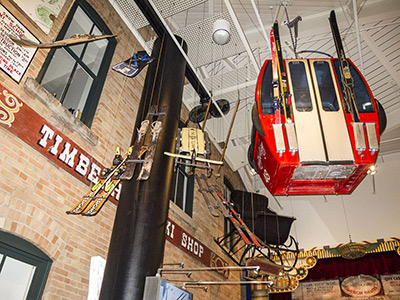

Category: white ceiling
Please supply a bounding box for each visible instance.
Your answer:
[109,0,400,249]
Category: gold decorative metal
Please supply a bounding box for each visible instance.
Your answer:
[0,89,23,127]
[338,241,367,259]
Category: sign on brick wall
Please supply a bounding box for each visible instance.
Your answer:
[13,0,67,34]
[0,83,120,200]
[0,5,39,82]
[1,84,231,276]
[166,218,230,279]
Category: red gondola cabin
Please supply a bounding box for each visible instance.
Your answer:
[250,58,386,195]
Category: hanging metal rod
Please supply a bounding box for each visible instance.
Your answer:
[156,265,260,276]
[182,280,274,289]
[134,0,211,102]
[352,0,364,73]
[250,0,271,52]
[217,96,241,176]
[161,262,185,267]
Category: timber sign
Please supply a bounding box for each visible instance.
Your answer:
[0,84,120,200]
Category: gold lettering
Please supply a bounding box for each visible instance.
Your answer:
[0,90,23,127]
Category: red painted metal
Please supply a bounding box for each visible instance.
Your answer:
[252,58,381,195]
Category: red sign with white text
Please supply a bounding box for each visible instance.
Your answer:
[0,84,121,201]
[1,84,231,273]
[166,218,230,278]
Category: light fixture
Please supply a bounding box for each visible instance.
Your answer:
[338,239,367,259]
[212,19,231,45]
[367,164,377,193]
[339,197,366,259]
[367,164,376,176]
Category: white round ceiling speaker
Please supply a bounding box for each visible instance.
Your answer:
[212,19,231,45]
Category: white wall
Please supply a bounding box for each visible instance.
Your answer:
[266,152,400,250]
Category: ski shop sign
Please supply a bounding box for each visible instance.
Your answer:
[166,218,230,279]
[0,5,39,82]
[0,84,119,200]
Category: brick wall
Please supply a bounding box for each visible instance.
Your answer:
[0,0,246,299]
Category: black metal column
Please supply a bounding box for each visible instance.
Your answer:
[99,35,187,300]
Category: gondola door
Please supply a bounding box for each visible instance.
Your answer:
[310,59,354,164]
[286,60,326,164]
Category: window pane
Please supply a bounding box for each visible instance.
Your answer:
[171,164,193,217]
[313,61,339,111]
[62,64,93,112]
[0,257,36,300]
[260,61,274,115]
[333,60,374,113]
[65,7,94,57]
[223,179,233,248]
[37,0,116,127]
[289,61,313,112]
[41,48,76,100]
[82,27,108,75]
[173,167,185,209]
[184,174,194,217]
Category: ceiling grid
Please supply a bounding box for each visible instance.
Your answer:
[109,0,400,191]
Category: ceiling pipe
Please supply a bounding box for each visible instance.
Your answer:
[134,0,211,102]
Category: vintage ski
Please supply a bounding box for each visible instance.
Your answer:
[270,28,281,124]
[120,106,157,181]
[81,169,123,216]
[195,174,260,246]
[273,21,292,122]
[215,190,261,247]
[66,147,131,215]
[137,106,168,181]
[329,10,360,122]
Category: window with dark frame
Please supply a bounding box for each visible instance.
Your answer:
[170,121,194,217]
[333,59,375,114]
[223,177,234,248]
[171,164,194,217]
[313,61,340,112]
[260,61,274,115]
[289,61,313,112]
[0,231,52,300]
[37,0,116,127]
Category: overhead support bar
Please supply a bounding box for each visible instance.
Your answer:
[134,0,211,102]
[223,0,260,72]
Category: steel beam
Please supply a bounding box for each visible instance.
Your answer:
[134,0,210,102]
